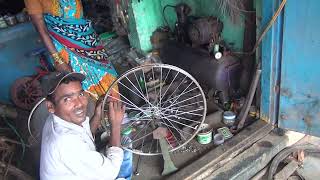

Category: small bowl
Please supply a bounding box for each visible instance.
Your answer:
[213,133,224,145]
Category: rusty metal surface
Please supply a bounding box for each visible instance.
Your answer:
[278,0,320,137]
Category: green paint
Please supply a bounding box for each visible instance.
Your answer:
[128,0,245,52]
[129,0,165,52]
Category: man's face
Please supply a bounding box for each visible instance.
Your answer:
[47,81,88,126]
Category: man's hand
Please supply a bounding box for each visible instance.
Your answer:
[90,100,102,134]
[108,101,125,147]
[108,101,125,127]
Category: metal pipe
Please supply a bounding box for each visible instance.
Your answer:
[134,155,141,176]
[237,68,262,130]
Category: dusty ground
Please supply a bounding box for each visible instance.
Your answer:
[132,139,216,180]
[131,110,227,180]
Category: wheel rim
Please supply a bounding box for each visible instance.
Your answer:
[102,64,207,156]
[11,77,43,110]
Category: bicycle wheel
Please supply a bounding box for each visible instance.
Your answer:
[102,64,207,156]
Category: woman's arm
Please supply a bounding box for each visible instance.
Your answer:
[30,14,56,53]
[30,14,72,72]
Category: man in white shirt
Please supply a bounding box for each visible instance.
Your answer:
[39,71,130,180]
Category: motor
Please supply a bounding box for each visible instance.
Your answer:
[160,41,242,104]
[188,17,223,46]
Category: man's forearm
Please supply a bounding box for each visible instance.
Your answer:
[90,115,100,135]
[110,125,121,147]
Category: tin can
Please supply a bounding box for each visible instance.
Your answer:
[196,123,213,144]
[223,111,236,126]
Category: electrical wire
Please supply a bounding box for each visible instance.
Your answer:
[162,4,176,32]
[2,117,26,165]
[232,0,287,56]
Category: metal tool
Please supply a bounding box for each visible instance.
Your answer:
[153,127,178,176]
[237,67,262,130]
[134,155,141,176]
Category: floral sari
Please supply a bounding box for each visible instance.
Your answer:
[44,0,118,99]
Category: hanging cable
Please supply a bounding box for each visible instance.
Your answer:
[2,117,26,166]
[232,0,287,56]
[162,4,176,32]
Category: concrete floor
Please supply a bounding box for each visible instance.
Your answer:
[131,127,320,180]
[131,110,231,180]
[131,140,215,180]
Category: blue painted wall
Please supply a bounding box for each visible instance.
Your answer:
[0,22,44,104]
[261,0,320,137]
[278,0,320,137]
[260,0,283,124]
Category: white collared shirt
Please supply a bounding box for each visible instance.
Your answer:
[40,114,123,180]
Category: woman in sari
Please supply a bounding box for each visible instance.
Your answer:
[25,1,131,179]
[24,0,118,100]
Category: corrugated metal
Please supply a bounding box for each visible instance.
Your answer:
[260,0,283,123]
[278,0,320,137]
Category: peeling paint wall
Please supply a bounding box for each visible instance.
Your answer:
[128,0,245,52]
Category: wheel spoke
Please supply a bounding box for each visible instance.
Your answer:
[160,111,202,124]
[124,107,152,112]
[159,121,192,137]
[131,120,152,142]
[133,71,144,96]
[157,75,188,108]
[161,119,180,145]
[141,69,151,108]
[161,100,204,112]
[164,94,202,110]
[159,67,163,108]
[162,107,204,117]
[127,131,153,147]
[161,82,196,107]
[161,115,196,130]
[102,64,206,155]
[106,91,150,117]
[159,72,180,106]
[158,68,171,106]
[118,80,154,108]
[151,67,158,104]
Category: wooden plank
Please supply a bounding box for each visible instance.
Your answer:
[207,131,304,180]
